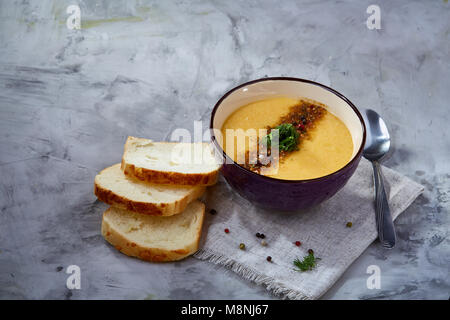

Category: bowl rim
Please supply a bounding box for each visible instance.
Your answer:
[209,77,367,184]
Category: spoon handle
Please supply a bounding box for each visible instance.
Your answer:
[372,161,396,249]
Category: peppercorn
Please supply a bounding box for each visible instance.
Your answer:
[224,228,229,233]
[256,232,261,238]
[346,222,353,228]
[266,256,272,262]
[239,243,245,250]
[295,241,301,247]
[260,233,266,239]
[209,209,217,215]
[301,116,306,124]
[308,249,314,255]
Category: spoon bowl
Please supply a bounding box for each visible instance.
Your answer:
[363,109,391,161]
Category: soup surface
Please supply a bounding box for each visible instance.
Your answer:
[220,97,353,180]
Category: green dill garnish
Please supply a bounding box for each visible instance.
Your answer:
[293,252,320,272]
[263,123,300,152]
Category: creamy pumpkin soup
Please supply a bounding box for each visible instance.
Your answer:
[220,97,353,180]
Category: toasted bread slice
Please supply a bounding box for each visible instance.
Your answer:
[94,164,205,216]
[121,137,221,186]
[101,201,205,262]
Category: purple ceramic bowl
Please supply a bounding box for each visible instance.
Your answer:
[210,77,366,211]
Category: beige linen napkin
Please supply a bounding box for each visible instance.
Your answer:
[194,158,424,299]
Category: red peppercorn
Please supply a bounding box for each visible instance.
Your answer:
[224,228,230,234]
[295,241,301,247]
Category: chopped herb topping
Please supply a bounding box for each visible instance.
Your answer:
[263,123,300,152]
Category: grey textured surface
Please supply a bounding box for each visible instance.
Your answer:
[0,0,449,300]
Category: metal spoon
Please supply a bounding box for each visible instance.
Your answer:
[363,109,396,249]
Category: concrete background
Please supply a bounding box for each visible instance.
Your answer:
[0,0,448,299]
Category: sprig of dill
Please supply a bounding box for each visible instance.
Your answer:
[263,123,300,152]
[293,253,320,272]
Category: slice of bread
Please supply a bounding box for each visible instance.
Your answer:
[94,164,205,216]
[121,137,221,186]
[101,200,205,262]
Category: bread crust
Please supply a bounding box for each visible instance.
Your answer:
[101,204,205,262]
[121,137,221,186]
[121,162,219,186]
[94,166,206,216]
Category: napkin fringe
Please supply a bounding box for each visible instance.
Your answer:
[194,248,311,300]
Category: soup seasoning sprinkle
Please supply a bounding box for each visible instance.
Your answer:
[261,240,267,246]
[259,233,266,239]
[243,100,326,175]
[239,243,246,250]
[346,222,353,228]
[266,256,272,262]
[279,102,325,135]
[224,228,230,234]
[307,249,314,255]
[295,241,301,247]
[255,232,261,238]
[209,209,217,215]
